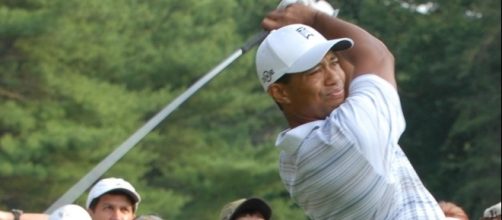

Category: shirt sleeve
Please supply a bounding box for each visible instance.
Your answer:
[328,74,406,177]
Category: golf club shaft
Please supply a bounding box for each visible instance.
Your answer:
[44,31,268,214]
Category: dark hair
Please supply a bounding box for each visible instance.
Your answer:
[272,73,292,110]
[275,73,291,85]
[89,189,136,212]
[438,201,469,220]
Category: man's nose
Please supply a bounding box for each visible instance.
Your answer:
[110,209,121,220]
[324,66,340,86]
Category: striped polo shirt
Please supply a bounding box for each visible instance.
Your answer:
[276,74,445,219]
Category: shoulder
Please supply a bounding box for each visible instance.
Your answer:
[339,73,403,118]
[349,74,397,96]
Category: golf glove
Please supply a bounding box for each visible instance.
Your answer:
[277,0,339,17]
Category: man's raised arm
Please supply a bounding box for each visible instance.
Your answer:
[261,3,396,87]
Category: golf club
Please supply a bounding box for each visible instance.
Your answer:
[44,30,268,214]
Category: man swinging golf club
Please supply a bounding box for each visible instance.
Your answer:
[255,0,445,219]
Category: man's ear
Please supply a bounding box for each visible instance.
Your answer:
[268,83,290,104]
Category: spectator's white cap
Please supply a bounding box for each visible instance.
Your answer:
[483,202,501,218]
[86,177,141,210]
[49,204,91,220]
[255,24,353,91]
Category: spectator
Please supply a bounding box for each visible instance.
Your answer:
[135,215,163,220]
[49,204,91,220]
[86,177,141,220]
[439,201,469,220]
[482,202,501,220]
[0,177,140,220]
[219,198,272,220]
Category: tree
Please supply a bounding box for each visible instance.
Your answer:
[1,0,499,219]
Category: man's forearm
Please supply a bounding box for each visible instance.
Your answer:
[261,3,396,87]
[0,211,48,220]
[312,11,396,87]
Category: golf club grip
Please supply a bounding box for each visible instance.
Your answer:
[241,31,269,53]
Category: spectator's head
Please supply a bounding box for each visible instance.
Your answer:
[482,202,501,220]
[219,198,272,220]
[439,201,469,220]
[49,204,91,220]
[86,177,141,220]
[135,215,163,220]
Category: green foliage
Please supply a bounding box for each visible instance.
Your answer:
[0,0,499,219]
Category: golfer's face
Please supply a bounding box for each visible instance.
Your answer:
[89,194,135,220]
[285,52,347,119]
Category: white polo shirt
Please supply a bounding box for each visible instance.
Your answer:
[276,74,445,219]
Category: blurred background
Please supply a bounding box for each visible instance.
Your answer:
[0,0,500,219]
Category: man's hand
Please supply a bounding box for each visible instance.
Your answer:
[276,0,310,9]
[262,0,339,31]
[262,4,317,31]
[277,0,338,16]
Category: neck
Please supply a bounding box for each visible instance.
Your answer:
[284,112,320,129]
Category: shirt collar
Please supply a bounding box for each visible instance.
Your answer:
[275,120,324,154]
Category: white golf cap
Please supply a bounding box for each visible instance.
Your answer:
[86,177,141,210]
[255,24,353,91]
[49,204,91,220]
[483,202,501,217]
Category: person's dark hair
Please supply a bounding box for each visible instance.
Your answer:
[275,73,291,85]
[89,189,136,212]
[438,201,469,220]
[272,73,292,110]
[233,210,266,220]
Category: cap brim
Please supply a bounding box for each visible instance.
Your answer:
[230,198,272,220]
[286,38,353,74]
[106,188,141,205]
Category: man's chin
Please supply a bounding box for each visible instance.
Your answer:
[327,101,343,111]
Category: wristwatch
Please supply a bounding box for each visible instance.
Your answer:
[10,209,23,220]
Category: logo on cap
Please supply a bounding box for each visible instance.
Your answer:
[296,27,315,39]
[262,69,275,83]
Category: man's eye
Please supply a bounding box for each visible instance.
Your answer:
[306,67,321,75]
[330,57,339,65]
